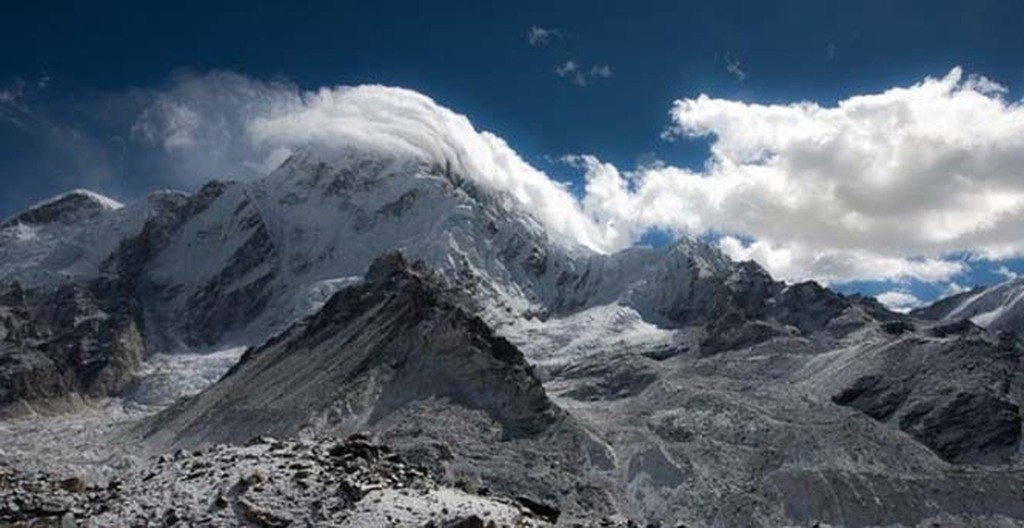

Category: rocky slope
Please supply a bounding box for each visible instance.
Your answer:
[142,253,614,523]
[143,252,563,446]
[0,435,557,527]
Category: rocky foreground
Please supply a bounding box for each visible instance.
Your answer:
[0,435,565,527]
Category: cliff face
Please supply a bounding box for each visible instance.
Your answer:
[0,279,145,417]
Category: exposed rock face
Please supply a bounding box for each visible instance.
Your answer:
[0,280,144,417]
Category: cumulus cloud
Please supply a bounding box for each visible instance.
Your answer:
[527,26,558,46]
[942,282,970,297]
[590,65,613,78]
[718,237,965,284]
[567,67,1024,284]
[875,290,924,313]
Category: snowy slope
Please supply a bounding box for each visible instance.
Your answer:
[914,277,1024,332]
[0,190,173,289]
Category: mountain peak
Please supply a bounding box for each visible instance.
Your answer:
[3,189,123,228]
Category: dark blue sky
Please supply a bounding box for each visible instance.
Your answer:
[2,0,1024,303]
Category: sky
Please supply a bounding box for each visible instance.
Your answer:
[2,0,1024,309]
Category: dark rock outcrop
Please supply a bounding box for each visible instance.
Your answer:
[0,279,145,417]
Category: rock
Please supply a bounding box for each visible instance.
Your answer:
[515,496,560,523]
[931,319,981,338]
[240,470,266,488]
[238,497,293,527]
[0,280,145,417]
[59,476,86,494]
[881,320,915,335]
[444,515,486,528]
[832,375,909,421]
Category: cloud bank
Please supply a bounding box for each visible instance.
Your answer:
[92,67,1024,286]
[572,67,1024,284]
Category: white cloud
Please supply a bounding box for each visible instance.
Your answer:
[555,61,587,86]
[555,60,578,76]
[126,67,1024,287]
[718,236,965,285]
[875,290,924,313]
[942,282,970,297]
[131,99,201,149]
[995,265,1019,281]
[554,62,611,86]
[129,71,303,182]
[132,74,614,250]
[527,26,558,46]
[566,67,1024,284]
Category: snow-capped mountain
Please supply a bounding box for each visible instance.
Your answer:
[0,147,802,355]
[7,147,1024,526]
[914,278,1024,333]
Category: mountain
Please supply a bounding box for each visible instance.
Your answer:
[141,252,611,522]
[144,252,565,445]
[5,149,1024,526]
[0,147,844,410]
[914,278,1024,333]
